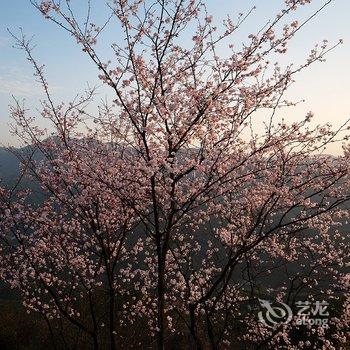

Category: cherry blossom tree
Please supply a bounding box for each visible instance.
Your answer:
[0,0,349,349]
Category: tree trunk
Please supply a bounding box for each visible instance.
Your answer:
[157,250,165,350]
[109,291,117,350]
[189,304,203,350]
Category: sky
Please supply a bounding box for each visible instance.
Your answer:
[0,0,349,153]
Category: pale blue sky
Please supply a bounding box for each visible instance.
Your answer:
[0,0,349,153]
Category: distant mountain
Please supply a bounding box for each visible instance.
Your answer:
[0,146,44,203]
[0,147,21,186]
[0,145,348,291]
